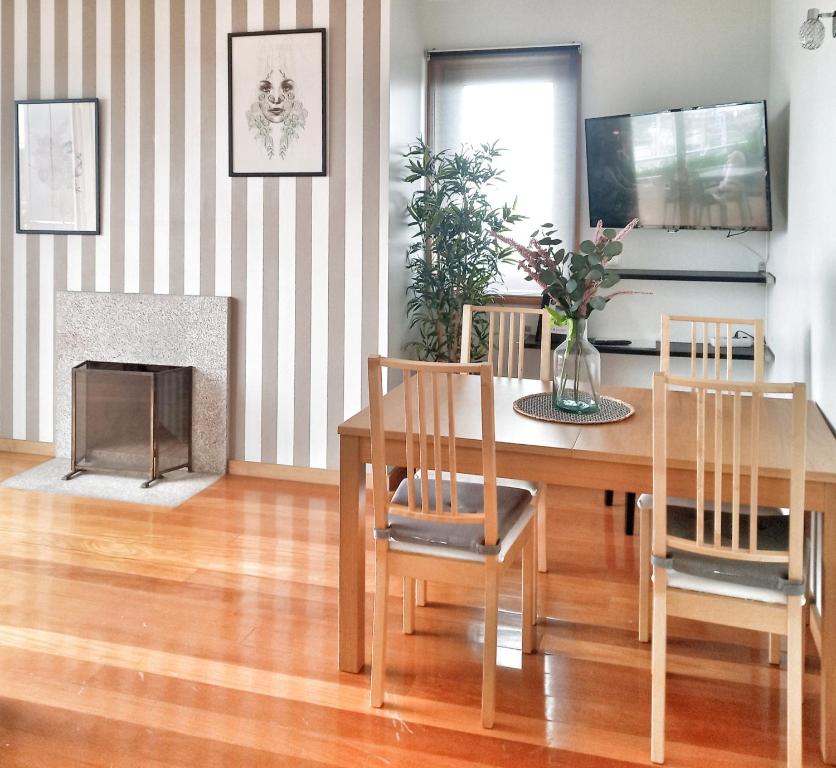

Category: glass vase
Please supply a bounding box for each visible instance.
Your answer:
[552,318,601,414]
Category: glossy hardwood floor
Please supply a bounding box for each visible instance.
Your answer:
[0,451,826,767]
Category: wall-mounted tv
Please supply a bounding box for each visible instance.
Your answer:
[585,100,772,231]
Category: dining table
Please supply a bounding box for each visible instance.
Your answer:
[337,375,836,762]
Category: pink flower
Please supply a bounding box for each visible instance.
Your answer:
[492,230,538,261]
[593,220,604,245]
[614,218,639,242]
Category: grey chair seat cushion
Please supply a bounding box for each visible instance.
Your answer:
[666,502,793,593]
[388,478,532,554]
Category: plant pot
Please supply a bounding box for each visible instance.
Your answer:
[552,318,601,414]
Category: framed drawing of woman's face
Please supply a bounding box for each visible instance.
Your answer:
[228,28,326,177]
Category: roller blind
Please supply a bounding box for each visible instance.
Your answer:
[427,46,581,295]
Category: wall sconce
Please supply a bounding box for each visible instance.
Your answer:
[800,8,836,49]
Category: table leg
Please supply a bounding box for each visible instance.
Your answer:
[625,492,636,536]
[821,485,836,763]
[339,434,366,673]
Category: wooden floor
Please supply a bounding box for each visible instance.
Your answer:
[0,452,826,767]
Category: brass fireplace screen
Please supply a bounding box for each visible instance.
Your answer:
[64,362,193,488]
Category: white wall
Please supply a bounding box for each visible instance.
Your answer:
[768,0,836,425]
[412,0,773,385]
[388,0,425,365]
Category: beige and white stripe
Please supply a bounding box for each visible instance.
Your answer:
[0,0,389,470]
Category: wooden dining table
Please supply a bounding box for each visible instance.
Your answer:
[337,375,836,762]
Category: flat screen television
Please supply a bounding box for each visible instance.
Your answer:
[585,100,772,231]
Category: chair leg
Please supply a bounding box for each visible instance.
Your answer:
[786,597,803,768]
[522,529,535,654]
[604,489,614,506]
[768,633,781,665]
[650,571,668,764]
[537,484,548,573]
[416,579,427,606]
[638,504,652,643]
[481,558,499,729]
[625,492,637,536]
[370,541,389,708]
[403,577,415,635]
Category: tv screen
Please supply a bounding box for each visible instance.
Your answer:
[585,100,771,231]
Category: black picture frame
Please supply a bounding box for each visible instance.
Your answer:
[228,28,327,177]
[15,97,101,235]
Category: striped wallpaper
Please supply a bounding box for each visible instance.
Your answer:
[0,0,390,469]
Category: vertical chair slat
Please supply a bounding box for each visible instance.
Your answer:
[479,365,498,546]
[731,391,742,551]
[517,313,525,378]
[688,321,695,378]
[696,386,705,547]
[497,312,507,375]
[660,315,671,374]
[460,304,473,364]
[652,372,669,559]
[446,372,458,517]
[417,370,430,516]
[403,370,416,513]
[788,383,808,582]
[702,322,709,378]
[753,318,765,382]
[539,309,551,381]
[367,358,390,534]
[432,373,443,516]
[749,390,761,553]
[487,313,496,368]
[714,322,721,379]
[726,323,733,380]
[507,312,516,376]
[713,387,723,547]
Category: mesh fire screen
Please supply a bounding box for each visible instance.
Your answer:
[65,362,193,487]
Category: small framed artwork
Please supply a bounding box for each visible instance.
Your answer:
[15,98,100,235]
[228,28,326,177]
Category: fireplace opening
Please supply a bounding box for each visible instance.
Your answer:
[63,361,193,488]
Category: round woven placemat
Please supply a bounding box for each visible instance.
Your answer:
[513,392,635,424]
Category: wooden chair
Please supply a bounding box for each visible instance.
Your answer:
[460,303,552,573]
[659,314,765,381]
[368,356,537,728]
[648,372,807,766]
[639,315,767,643]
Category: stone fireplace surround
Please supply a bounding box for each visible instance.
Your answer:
[54,292,230,475]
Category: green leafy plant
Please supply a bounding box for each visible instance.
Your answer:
[403,139,523,362]
[494,218,642,326]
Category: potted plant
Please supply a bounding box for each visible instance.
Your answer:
[403,139,523,362]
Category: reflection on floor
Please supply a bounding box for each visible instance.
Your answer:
[0,451,824,767]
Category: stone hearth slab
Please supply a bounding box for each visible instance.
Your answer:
[2,458,220,508]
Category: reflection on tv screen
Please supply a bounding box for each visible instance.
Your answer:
[585,101,771,231]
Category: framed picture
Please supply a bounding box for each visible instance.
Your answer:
[15,98,100,235]
[228,28,326,177]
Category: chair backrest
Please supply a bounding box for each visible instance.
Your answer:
[368,356,499,547]
[651,371,806,582]
[660,315,765,381]
[461,304,552,381]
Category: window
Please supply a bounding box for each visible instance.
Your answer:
[427,46,581,295]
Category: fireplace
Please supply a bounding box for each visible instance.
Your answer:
[63,361,193,488]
